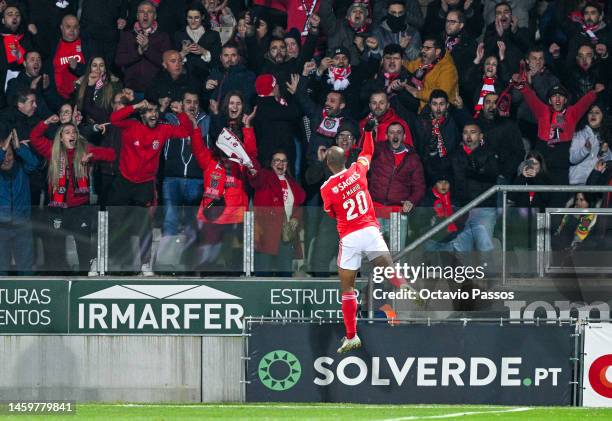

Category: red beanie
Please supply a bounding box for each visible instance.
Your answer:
[255,74,276,97]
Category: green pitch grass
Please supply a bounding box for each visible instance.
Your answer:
[2,403,612,420]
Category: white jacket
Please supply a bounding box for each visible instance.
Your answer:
[569,126,612,185]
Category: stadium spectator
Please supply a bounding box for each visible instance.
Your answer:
[360,90,414,144]
[570,103,612,184]
[449,123,499,258]
[552,43,609,103]
[563,2,612,66]
[483,0,534,30]
[174,4,221,85]
[443,10,477,88]
[293,65,351,166]
[372,0,424,30]
[369,121,425,250]
[115,1,172,97]
[245,13,318,97]
[74,57,123,124]
[92,91,130,209]
[421,171,460,250]
[318,0,374,65]
[425,0,484,38]
[317,45,379,116]
[404,35,459,111]
[205,42,256,108]
[145,50,200,106]
[157,90,210,268]
[253,73,301,169]
[202,0,237,45]
[191,107,258,271]
[250,150,306,276]
[475,92,524,185]
[24,0,77,58]
[372,0,422,61]
[0,129,39,275]
[6,51,53,120]
[513,151,552,210]
[515,79,602,188]
[463,45,509,114]
[107,99,191,276]
[29,114,116,273]
[0,4,37,109]
[512,45,559,147]
[126,0,186,37]
[483,2,530,72]
[361,44,417,113]
[415,89,460,186]
[209,90,246,141]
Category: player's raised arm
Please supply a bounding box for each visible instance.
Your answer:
[358,119,376,168]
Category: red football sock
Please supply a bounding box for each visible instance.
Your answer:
[341,291,358,339]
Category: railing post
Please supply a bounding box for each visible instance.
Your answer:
[243,211,254,276]
[502,190,507,284]
[537,212,545,278]
[389,212,401,254]
[97,210,108,276]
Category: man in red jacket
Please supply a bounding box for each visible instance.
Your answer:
[514,78,604,191]
[108,99,192,275]
[369,122,426,250]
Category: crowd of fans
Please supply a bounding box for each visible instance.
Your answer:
[0,0,611,276]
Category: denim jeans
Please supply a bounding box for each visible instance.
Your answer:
[162,177,204,236]
[0,223,33,275]
[426,208,497,253]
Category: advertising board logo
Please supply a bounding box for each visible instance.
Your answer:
[258,350,302,391]
[77,284,243,331]
[589,354,612,399]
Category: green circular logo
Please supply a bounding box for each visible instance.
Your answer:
[258,350,302,391]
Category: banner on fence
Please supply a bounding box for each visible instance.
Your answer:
[69,280,364,334]
[246,323,574,405]
[0,281,69,333]
[583,323,612,407]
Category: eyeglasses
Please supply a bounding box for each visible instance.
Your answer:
[337,134,355,140]
[445,19,460,24]
[421,45,435,51]
[272,158,288,164]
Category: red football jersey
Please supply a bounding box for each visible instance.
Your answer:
[320,131,379,239]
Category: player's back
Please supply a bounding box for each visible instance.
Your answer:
[320,160,379,239]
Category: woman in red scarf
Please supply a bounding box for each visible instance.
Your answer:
[191,107,259,271]
[464,43,508,118]
[29,114,115,273]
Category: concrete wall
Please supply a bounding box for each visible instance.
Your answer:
[0,336,243,403]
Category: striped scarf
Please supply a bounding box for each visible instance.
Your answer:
[473,77,496,118]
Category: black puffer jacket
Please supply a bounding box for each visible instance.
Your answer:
[451,145,499,207]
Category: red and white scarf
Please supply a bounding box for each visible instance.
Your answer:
[2,33,25,65]
[316,110,342,137]
[431,116,447,157]
[548,109,567,145]
[134,21,158,36]
[445,35,459,52]
[50,153,89,208]
[411,58,439,90]
[432,187,457,233]
[384,72,400,93]
[473,76,496,118]
[327,65,351,90]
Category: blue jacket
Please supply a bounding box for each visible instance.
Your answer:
[0,145,39,224]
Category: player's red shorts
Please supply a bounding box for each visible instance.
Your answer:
[337,226,389,270]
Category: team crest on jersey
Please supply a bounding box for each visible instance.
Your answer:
[332,186,339,194]
[58,186,66,194]
[152,140,160,150]
[76,45,82,53]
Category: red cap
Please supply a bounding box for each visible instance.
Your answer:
[255,74,277,97]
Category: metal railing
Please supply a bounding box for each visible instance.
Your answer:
[397,185,612,283]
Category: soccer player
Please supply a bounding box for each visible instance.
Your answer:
[320,119,400,353]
